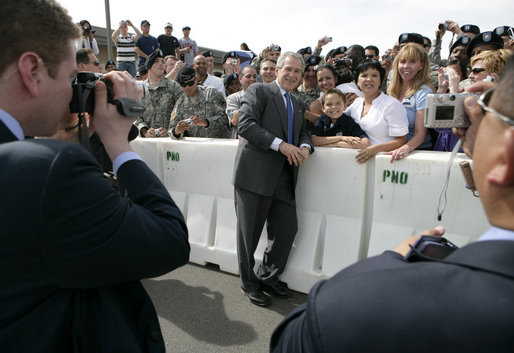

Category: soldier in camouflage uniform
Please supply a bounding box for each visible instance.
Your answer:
[135,50,183,137]
[297,55,322,103]
[251,44,281,72]
[295,55,322,132]
[169,66,230,139]
[220,51,241,81]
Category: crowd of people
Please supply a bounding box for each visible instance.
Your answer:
[92,18,513,157]
[1,0,514,351]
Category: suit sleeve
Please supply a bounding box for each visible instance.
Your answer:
[270,281,325,353]
[294,96,314,151]
[39,144,190,288]
[237,84,277,150]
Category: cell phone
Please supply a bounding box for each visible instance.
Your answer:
[404,235,459,262]
[180,54,185,61]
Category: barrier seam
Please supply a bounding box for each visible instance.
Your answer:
[313,214,326,274]
[359,157,375,260]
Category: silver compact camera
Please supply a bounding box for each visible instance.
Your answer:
[438,22,449,31]
[424,93,476,128]
[184,117,194,125]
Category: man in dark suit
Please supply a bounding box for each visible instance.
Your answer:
[270,59,514,352]
[233,52,313,307]
[0,1,189,352]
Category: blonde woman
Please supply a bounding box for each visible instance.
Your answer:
[386,43,434,160]
[469,49,514,84]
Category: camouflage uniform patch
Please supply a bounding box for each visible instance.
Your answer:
[169,86,230,138]
[135,78,183,131]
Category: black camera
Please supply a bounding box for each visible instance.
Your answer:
[70,72,113,114]
[404,235,459,262]
[333,57,352,70]
[438,22,449,31]
[82,26,91,33]
[69,72,146,117]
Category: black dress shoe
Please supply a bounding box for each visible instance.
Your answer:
[262,283,291,299]
[241,288,271,307]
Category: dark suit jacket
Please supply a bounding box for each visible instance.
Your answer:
[270,241,514,353]
[0,119,18,142]
[233,82,313,196]
[0,121,190,352]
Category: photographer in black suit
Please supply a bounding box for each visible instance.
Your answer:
[271,58,514,352]
[0,1,189,352]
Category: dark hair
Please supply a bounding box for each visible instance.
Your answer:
[240,42,251,51]
[1,0,80,78]
[355,60,386,83]
[240,65,257,76]
[76,48,94,65]
[79,19,91,28]
[321,88,346,105]
[315,63,340,85]
[365,45,379,57]
[261,57,277,66]
[338,68,354,84]
[447,58,468,80]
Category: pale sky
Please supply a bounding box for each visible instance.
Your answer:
[59,0,512,60]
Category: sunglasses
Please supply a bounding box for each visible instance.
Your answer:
[365,55,375,59]
[180,80,195,87]
[477,88,514,126]
[470,67,486,75]
[88,60,100,66]
[423,44,431,48]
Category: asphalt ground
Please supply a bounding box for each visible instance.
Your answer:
[143,263,308,353]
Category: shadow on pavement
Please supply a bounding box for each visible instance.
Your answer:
[144,278,257,346]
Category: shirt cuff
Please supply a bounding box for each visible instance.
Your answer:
[271,137,283,151]
[300,143,312,151]
[113,151,143,176]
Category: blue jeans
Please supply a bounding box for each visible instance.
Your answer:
[117,61,136,77]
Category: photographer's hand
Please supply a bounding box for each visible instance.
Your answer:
[453,81,496,157]
[191,115,208,127]
[394,226,445,256]
[92,71,140,161]
[174,119,191,135]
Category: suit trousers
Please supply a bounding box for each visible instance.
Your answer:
[235,163,298,292]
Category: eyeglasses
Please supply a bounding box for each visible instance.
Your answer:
[365,55,375,59]
[423,44,431,48]
[88,60,100,67]
[179,80,195,87]
[477,88,514,126]
[470,67,486,75]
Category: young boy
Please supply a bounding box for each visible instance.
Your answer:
[312,88,370,148]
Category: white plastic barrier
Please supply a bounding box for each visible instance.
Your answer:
[130,137,489,294]
[367,152,489,256]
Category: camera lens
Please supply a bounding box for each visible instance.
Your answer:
[450,95,456,101]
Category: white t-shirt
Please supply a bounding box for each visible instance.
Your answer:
[345,92,408,145]
[76,37,99,55]
[203,74,226,98]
